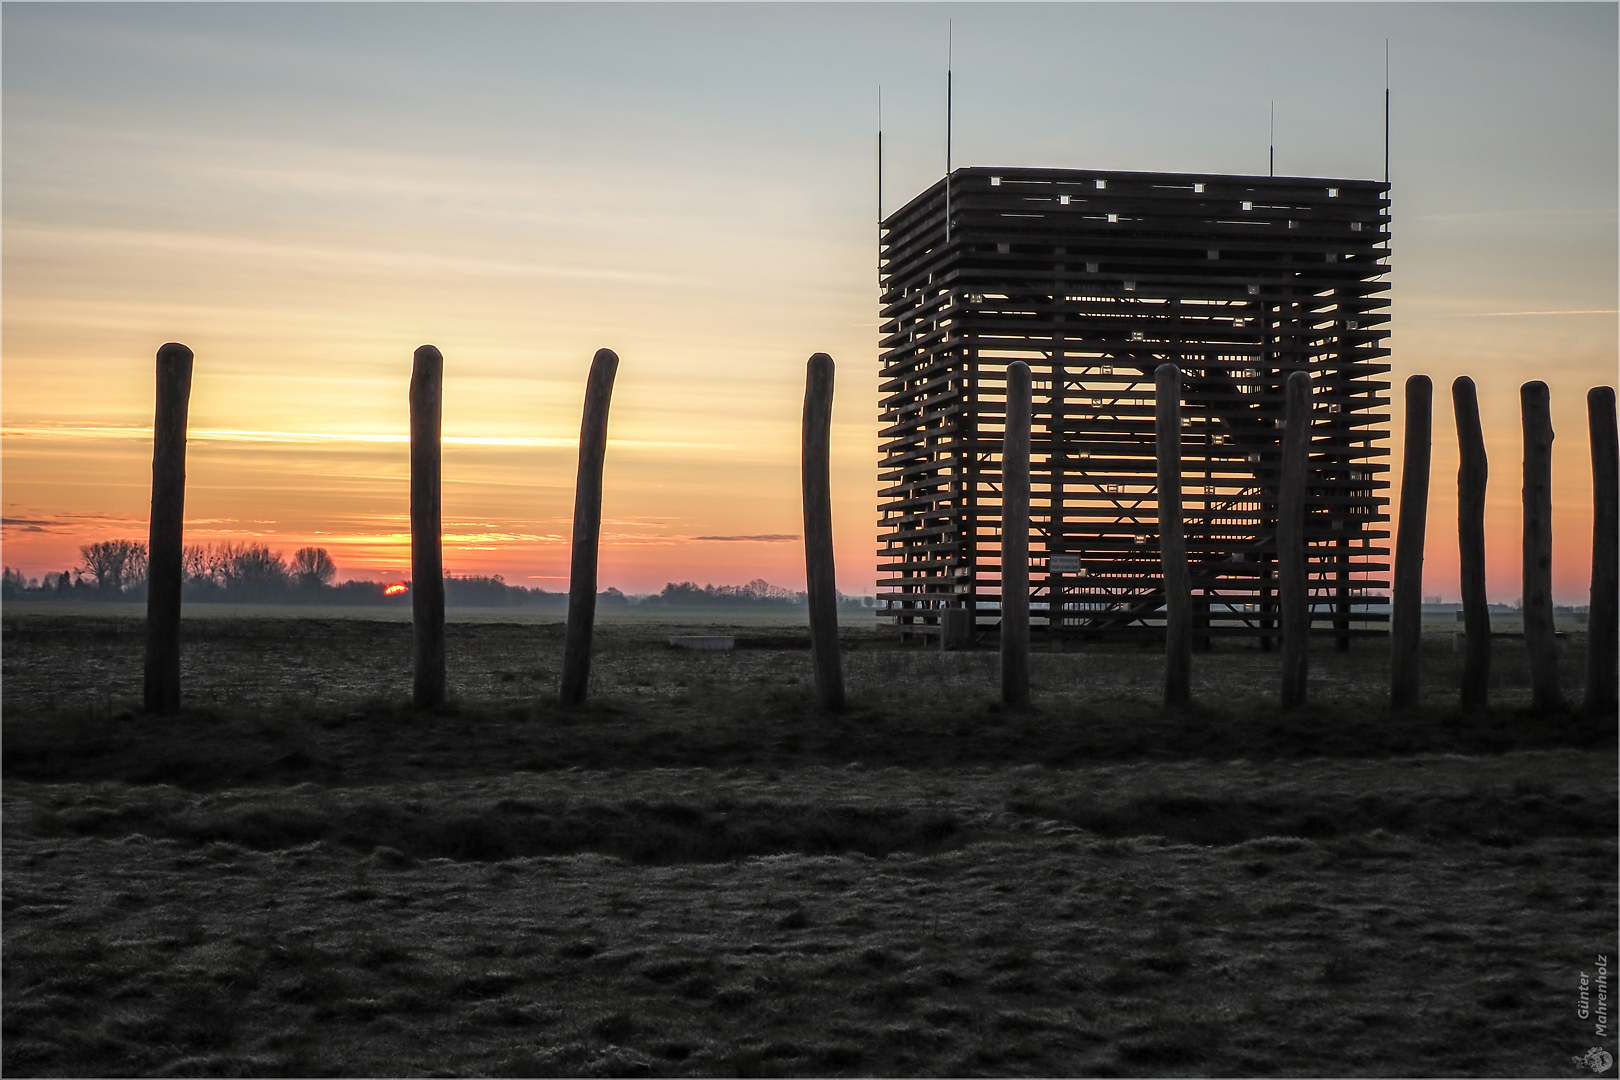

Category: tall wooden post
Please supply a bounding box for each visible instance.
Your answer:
[1390,375,1432,709]
[143,343,193,715]
[1521,381,1561,710]
[410,345,446,710]
[1453,377,1491,712]
[559,349,619,707]
[1586,385,1618,715]
[1156,363,1191,706]
[1279,370,1312,709]
[1001,361,1032,711]
[802,353,846,711]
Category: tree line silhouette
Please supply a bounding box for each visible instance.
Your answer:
[1,543,875,609]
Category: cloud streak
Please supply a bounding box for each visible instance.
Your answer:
[692,534,799,542]
[0,425,712,450]
[1438,310,1618,318]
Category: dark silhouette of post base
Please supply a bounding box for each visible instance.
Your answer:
[411,345,446,710]
[1001,362,1032,711]
[1521,381,1561,711]
[1156,363,1191,706]
[1279,370,1311,709]
[1453,377,1491,712]
[940,607,974,650]
[802,353,845,710]
[560,349,619,707]
[1587,386,1618,716]
[1390,375,1432,709]
[143,343,194,715]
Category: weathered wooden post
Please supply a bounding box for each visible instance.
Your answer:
[1279,370,1312,709]
[1453,377,1491,712]
[801,353,845,710]
[1390,375,1432,709]
[1156,363,1191,706]
[1586,385,1618,715]
[143,342,193,715]
[1001,361,1032,711]
[410,345,446,710]
[559,348,619,707]
[1521,381,1561,711]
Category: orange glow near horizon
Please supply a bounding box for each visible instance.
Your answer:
[382,582,408,596]
[2,357,1613,606]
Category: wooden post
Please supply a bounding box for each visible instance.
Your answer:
[559,349,619,707]
[1279,370,1312,709]
[1390,375,1432,709]
[1521,381,1561,711]
[1001,361,1032,711]
[143,342,193,715]
[410,345,446,710]
[1453,377,1491,712]
[1586,385,1618,715]
[1156,363,1191,706]
[940,607,974,651]
[801,353,846,710]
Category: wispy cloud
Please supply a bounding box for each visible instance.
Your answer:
[0,424,710,450]
[692,533,799,542]
[1437,309,1618,318]
[4,222,692,289]
[443,531,566,545]
[2,510,147,536]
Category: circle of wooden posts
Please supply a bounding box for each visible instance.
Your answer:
[136,343,1617,717]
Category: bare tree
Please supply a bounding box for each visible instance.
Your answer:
[290,546,337,588]
[182,544,213,584]
[218,543,288,595]
[79,539,148,593]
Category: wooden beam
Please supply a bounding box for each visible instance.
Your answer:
[1586,385,1618,716]
[1279,370,1312,709]
[1390,374,1431,709]
[1453,377,1491,712]
[410,345,445,710]
[802,353,846,711]
[1002,361,1032,710]
[143,342,193,716]
[560,349,619,707]
[1520,381,1561,711]
[1157,362,1191,705]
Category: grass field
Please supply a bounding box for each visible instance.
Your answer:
[3,610,1615,1077]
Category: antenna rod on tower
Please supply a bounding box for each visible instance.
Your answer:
[1269,100,1274,177]
[946,20,953,243]
[878,86,883,287]
[1384,39,1390,185]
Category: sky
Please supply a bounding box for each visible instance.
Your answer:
[3,2,1615,601]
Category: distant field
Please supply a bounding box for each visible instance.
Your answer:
[3,610,1614,1077]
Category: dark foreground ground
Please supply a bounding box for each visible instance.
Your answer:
[3,611,1615,1077]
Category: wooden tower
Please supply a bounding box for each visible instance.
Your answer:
[877,167,1392,645]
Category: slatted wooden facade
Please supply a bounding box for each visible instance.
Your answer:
[877,167,1392,643]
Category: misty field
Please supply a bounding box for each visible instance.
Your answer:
[3,610,1615,1077]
